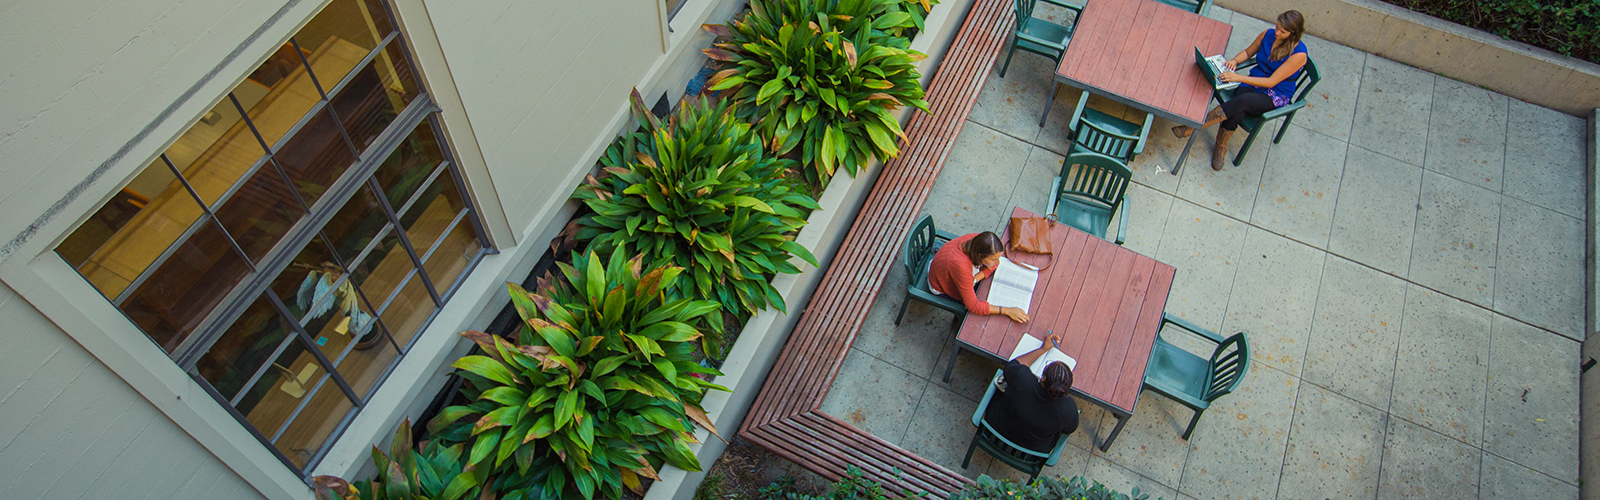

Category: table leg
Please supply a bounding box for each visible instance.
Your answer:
[1039,82,1057,127]
[1099,411,1131,451]
[1170,129,1198,176]
[942,335,963,383]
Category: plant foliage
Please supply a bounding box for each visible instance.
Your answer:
[429,249,730,500]
[313,419,484,500]
[572,91,820,353]
[948,474,1158,500]
[1384,0,1598,64]
[703,0,931,186]
[757,466,926,500]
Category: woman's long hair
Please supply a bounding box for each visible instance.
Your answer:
[1270,10,1306,62]
[1042,361,1073,399]
[963,232,1004,266]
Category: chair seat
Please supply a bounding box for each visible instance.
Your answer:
[1070,107,1143,159]
[1142,340,1211,409]
[1020,18,1072,48]
[1052,195,1113,240]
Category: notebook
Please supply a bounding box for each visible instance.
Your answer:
[1009,335,1078,377]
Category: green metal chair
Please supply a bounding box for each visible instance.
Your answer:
[1197,50,1322,166]
[1142,313,1250,440]
[999,0,1083,127]
[1048,152,1129,245]
[964,370,1074,482]
[1067,91,1154,163]
[1153,0,1213,15]
[895,214,966,329]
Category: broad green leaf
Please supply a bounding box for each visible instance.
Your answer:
[452,356,520,387]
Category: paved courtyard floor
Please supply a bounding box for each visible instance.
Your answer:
[816,7,1586,499]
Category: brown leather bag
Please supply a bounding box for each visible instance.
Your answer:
[1006,214,1056,271]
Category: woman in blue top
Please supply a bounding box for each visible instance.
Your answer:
[1172,11,1308,171]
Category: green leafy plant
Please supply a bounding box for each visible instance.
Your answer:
[703,0,931,186]
[429,249,730,500]
[312,419,484,500]
[949,475,1158,500]
[572,91,820,354]
[757,467,925,500]
[1385,0,1598,63]
[872,0,943,44]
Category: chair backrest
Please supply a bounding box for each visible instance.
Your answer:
[1201,331,1250,402]
[1058,151,1132,211]
[1153,0,1203,14]
[1073,119,1140,161]
[903,215,939,283]
[1287,57,1321,105]
[1011,0,1037,29]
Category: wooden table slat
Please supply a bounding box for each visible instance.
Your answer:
[1075,248,1139,397]
[1093,256,1155,395]
[1056,0,1230,125]
[1112,262,1176,408]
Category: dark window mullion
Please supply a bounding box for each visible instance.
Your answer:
[160,156,257,273]
[289,37,332,100]
[365,177,442,305]
[416,209,469,264]
[393,160,448,217]
[433,118,493,249]
[227,94,314,213]
[265,293,364,405]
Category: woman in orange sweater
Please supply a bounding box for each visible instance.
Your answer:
[928,232,1030,323]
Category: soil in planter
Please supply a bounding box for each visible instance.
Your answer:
[697,438,830,500]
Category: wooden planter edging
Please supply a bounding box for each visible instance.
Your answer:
[737,0,1013,496]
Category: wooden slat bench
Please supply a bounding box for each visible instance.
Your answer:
[737,0,1016,496]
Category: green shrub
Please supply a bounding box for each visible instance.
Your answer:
[757,466,925,500]
[429,249,729,500]
[313,419,484,500]
[703,0,931,186]
[572,90,819,357]
[949,475,1159,500]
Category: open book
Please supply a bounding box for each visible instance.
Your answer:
[1008,335,1078,377]
[1195,48,1241,90]
[985,257,1039,313]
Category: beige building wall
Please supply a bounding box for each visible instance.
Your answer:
[0,0,736,498]
[0,283,261,499]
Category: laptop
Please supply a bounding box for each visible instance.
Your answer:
[1194,47,1240,90]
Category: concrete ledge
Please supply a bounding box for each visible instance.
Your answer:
[1584,108,1598,499]
[1216,0,1600,116]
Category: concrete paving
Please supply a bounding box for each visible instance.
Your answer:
[817,7,1584,499]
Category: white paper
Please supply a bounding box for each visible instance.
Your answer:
[1008,335,1079,377]
[986,257,1039,314]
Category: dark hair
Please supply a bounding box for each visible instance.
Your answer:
[963,232,1004,266]
[1271,10,1306,62]
[1042,361,1073,399]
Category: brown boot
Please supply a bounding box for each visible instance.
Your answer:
[1172,107,1227,138]
[1212,128,1235,171]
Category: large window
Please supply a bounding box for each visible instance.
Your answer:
[56,0,488,475]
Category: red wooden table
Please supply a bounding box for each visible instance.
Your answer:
[946,207,1176,451]
[1055,0,1231,175]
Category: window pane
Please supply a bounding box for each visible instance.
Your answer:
[165,95,270,206]
[320,185,390,264]
[196,296,295,401]
[275,377,356,470]
[296,0,393,86]
[214,164,307,262]
[373,123,445,210]
[274,107,358,206]
[119,220,253,353]
[399,170,467,252]
[421,219,482,296]
[349,227,416,314]
[59,157,206,299]
[327,325,398,399]
[233,43,327,149]
[331,42,419,154]
[232,336,324,440]
[378,271,435,348]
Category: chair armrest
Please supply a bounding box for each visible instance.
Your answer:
[1113,192,1128,245]
[1044,428,1070,466]
[1132,112,1154,156]
[1160,312,1226,344]
[1258,99,1307,121]
[1235,59,1258,72]
[1047,177,1062,217]
[1068,91,1091,132]
[972,370,1003,427]
[1041,0,1086,13]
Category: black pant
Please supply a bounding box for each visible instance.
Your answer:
[1219,88,1277,131]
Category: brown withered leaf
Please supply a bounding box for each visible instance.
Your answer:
[684,403,725,442]
[701,23,734,38]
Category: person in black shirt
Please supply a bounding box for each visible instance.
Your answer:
[983,334,1079,452]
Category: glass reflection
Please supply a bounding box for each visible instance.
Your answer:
[373,122,445,210]
[331,42,419,154]
[274,108,358,206]
[119,220,254,353]
[59,157,207,298]
[196,296,295,401]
